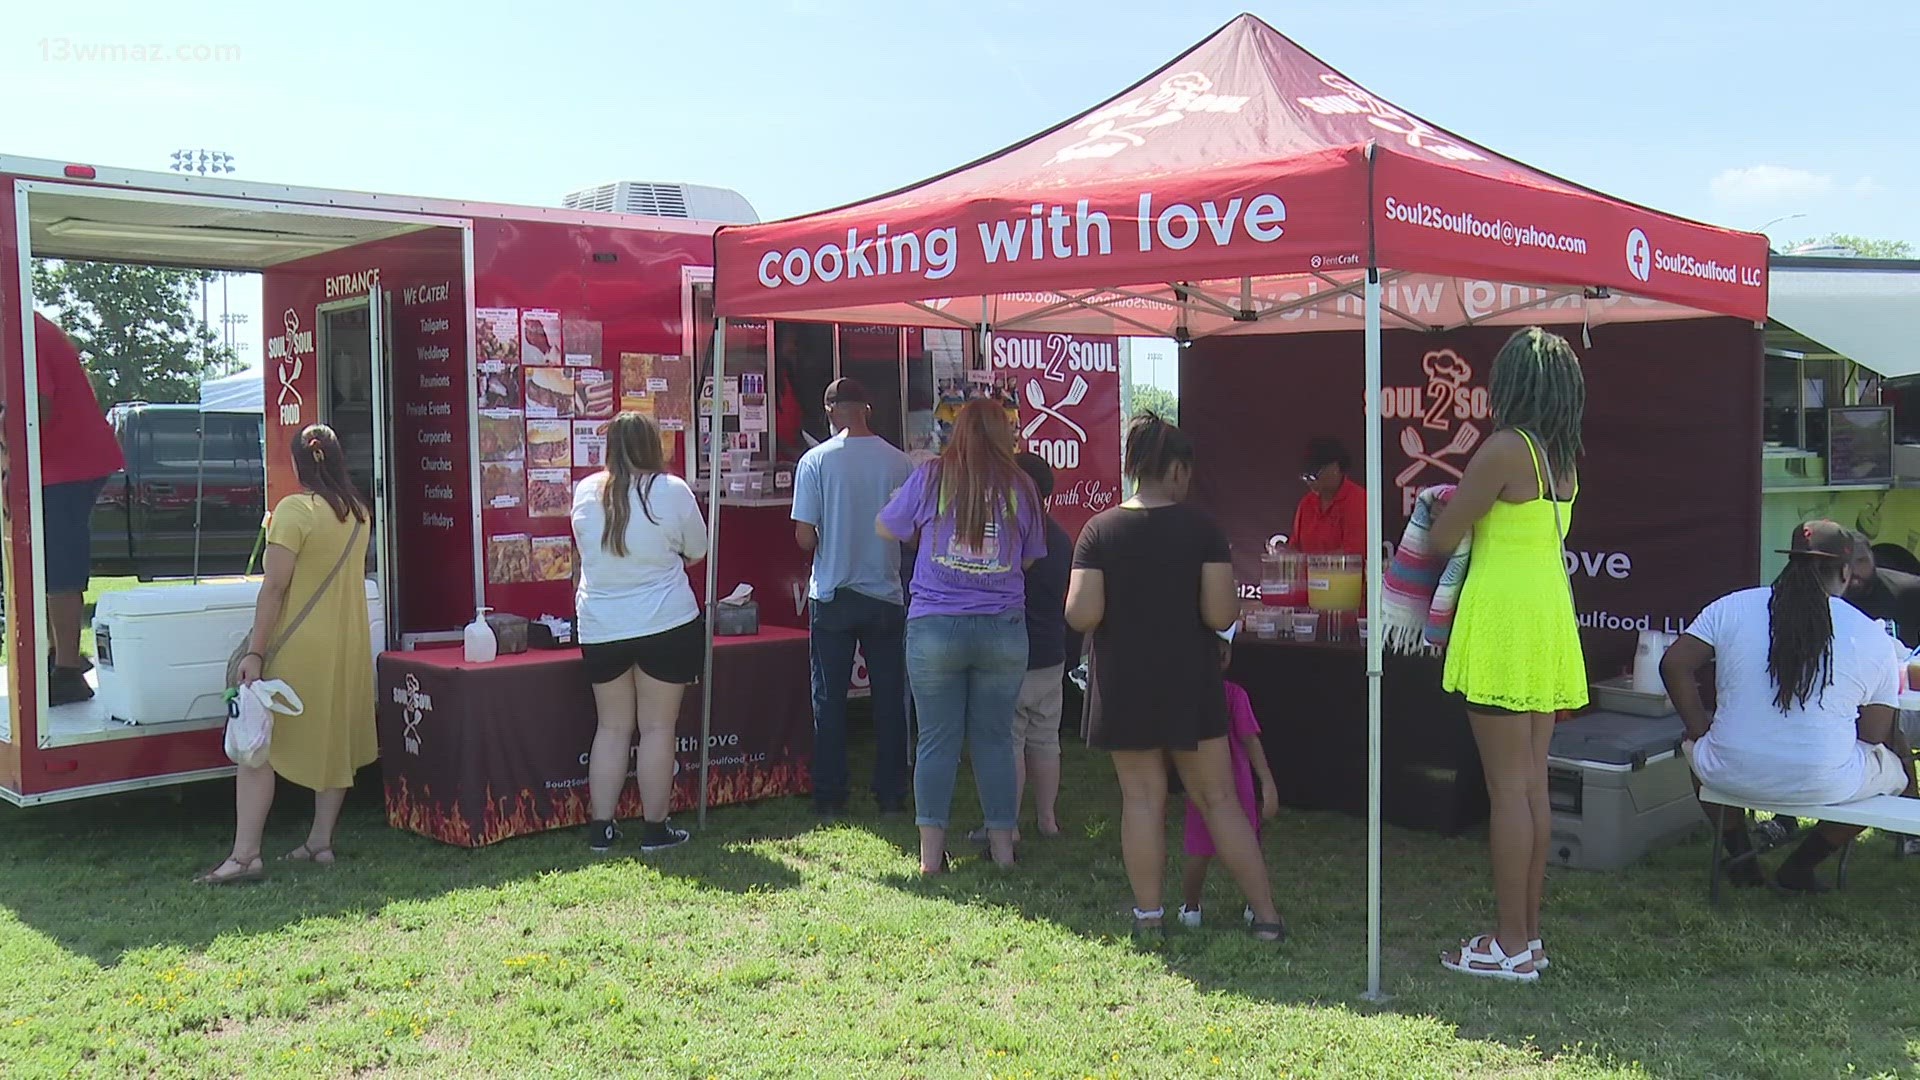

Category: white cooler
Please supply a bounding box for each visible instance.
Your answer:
[93,579,386,726]
[1546,711,1701,870]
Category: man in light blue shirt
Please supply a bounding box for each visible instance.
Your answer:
[793,378,915,815]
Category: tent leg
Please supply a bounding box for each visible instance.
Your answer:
[192,414,207,584]
[1362,270,1389,1004]
[698,318,726,830]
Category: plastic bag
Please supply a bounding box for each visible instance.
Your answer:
[223,679,304,769]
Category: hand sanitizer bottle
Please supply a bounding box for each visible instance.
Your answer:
[464,606,498,664]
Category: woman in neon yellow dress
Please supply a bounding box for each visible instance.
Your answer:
[1429,327,1588,983]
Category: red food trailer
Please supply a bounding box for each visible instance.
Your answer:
[0,157,1122,825]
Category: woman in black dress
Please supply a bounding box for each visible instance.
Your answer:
[1066,414,1285,943]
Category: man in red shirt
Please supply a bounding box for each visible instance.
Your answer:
[1291,436,1366,555]
[17,314,126,705]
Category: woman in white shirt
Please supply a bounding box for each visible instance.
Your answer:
[1662,520,1915,892]
[571,411,710,856]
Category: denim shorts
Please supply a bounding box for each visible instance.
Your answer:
[43,477,107,593]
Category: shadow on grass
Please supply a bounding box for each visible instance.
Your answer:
[0,766,810,966]
[856,740,1920,1080]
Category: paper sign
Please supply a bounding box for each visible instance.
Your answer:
[521,309,563,366]
[475,308,519,363]
[573,420,609,468]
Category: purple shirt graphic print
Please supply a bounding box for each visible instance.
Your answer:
[878,462,1047,619]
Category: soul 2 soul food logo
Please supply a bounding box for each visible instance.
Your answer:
[265,308,313,427]
[1383,349,1489,517]
[991,334,1115,476]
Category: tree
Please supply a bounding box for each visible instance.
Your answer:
[28,260,231,405]
[1129,382,1177,423]
[1780,234,1915,259]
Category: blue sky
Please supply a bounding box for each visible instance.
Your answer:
[5,0,1914,388]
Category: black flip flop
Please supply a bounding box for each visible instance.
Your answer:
[1249,920,1289,943]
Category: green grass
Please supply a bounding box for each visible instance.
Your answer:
[2,743,1918,1078]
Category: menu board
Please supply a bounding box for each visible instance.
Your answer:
[476,310,695,620]
[391,275,472,634]
[1828,406,1895,486]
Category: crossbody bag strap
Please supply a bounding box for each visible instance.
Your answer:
[261,514,362,664]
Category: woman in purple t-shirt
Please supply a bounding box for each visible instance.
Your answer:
[879,399,1047,873]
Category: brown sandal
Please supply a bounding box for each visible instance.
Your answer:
[194,856,264,886]
[285,844,335,865]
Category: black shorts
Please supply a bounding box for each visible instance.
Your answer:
[580,617,704,686]
[1452,693,1527,717]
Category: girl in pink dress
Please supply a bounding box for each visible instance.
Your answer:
[1179,627,1280,927]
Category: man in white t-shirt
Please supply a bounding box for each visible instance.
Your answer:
[1662,520,1917,892]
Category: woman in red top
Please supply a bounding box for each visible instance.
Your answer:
[1290,436,1366,555]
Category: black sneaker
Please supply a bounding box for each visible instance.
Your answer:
[48,667,94,707]
[638,820,690,853]
[587,820,619,854]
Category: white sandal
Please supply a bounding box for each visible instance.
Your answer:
[1441,933,1539,983]
[1529,939,1548,971]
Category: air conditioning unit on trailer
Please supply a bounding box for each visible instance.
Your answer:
[561,181,758,224]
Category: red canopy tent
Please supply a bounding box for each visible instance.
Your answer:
[707,12,1770,994]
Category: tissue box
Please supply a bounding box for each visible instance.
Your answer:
[529,619,575,650]
[485,613,530,655]
[714,601,759,637]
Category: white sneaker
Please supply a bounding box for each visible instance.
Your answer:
[1177,905,1203,928]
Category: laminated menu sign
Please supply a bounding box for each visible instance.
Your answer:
[482,460,524,509]
[476,364,521,410]
[620,353,657,410]
[573,419,609,468]
[573,369,615,419]
[521,309,563,366]
[525,368,574,418]
[532,536,575,581]
[487,534,532,583]
[741,392,767,433]
[478,409,525,462]
[527,419,572,469]
[527,468,572,518]
[561,317,602,368]
[476,308,518,363]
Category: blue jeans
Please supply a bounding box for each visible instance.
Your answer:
[906,612,1027,830]
[809,591,909,808]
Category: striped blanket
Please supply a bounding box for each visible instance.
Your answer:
[1381,485,1471,655]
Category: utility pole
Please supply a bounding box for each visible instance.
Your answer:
[167,150,237,369]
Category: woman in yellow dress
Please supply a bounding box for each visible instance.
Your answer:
[1427,328,1589,982]
[197,425,375,884]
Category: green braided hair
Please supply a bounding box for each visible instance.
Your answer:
[1488,326,1586,476]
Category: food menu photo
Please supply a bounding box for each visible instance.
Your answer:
[532,536,575,582]
[562,317,602,368]
[478,411,525,462]
[477,365,522,410]
[521,309,563,366]
[526,368,575,419]
[486,533,532,584]
[527,469,571,518]
[476,308,519,364]
[574,369,615,419]
[527,419,572,469]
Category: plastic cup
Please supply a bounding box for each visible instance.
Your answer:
[1292,612,1318,641]
[1358,616,1370,642]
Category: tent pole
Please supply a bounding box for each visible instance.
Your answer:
[698,317,726,829]
[192,415,207,584]
[1362,269,1388,1003]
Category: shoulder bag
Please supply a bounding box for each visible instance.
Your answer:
[227,515,363,688]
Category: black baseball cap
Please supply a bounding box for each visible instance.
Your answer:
[1778,519,1852,560]
[824,377,868,407]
